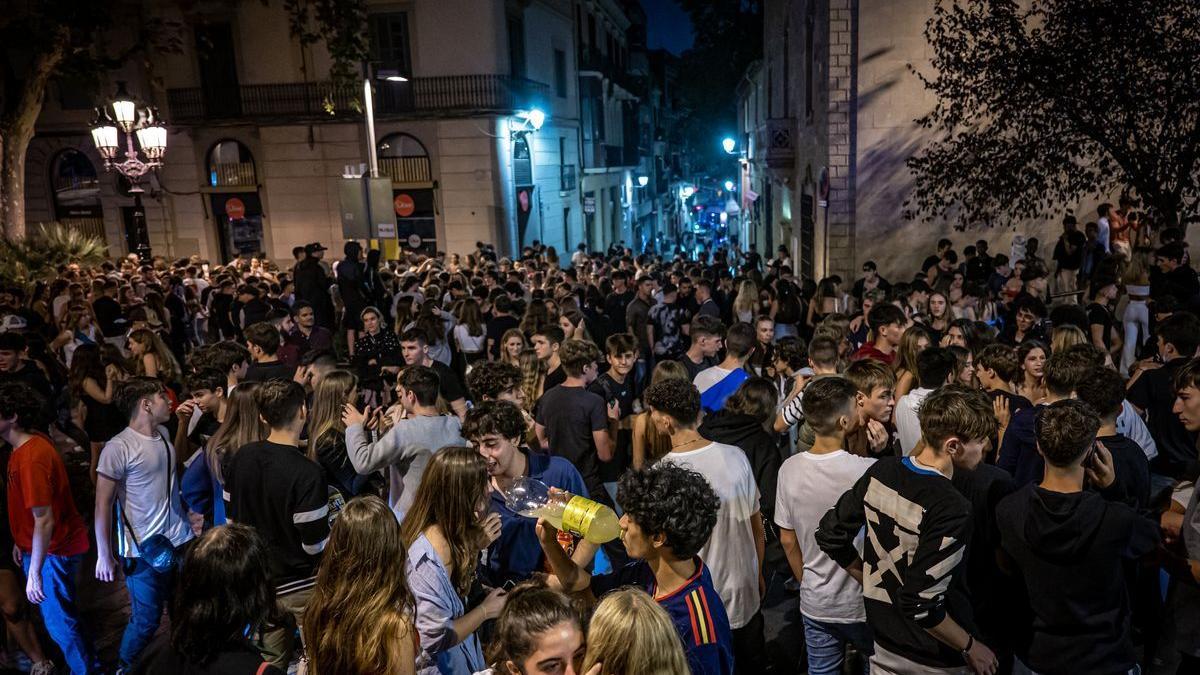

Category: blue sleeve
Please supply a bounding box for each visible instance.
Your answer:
[997,411,1028,477]
[549,459,590,498]
[181,452,214,518]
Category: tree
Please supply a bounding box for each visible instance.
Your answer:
[907,0,1200,231]
[0,0,366,240]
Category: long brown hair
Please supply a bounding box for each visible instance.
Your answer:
[206,382,267,483]
[638,360,690,464]
[306,370,357,462]
[304,496,416,675]
[399,446,488,595]
[456,298,485,337]
[128,328,181,383]
[517,348,544,413]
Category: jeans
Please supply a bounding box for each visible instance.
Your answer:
[802,615,872,675]
[21,553,95,675]
[1121,299,1148,375]
[119,557,175,668]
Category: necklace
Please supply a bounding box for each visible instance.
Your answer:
[671,435,704,450]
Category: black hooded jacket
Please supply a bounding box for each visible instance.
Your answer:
[698,410,786,530]
[996,484,1158,675]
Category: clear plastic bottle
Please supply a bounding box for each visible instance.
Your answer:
[502,476,621,544]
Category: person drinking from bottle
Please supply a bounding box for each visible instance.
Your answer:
[536,462,735,675]
[463,400,599,586]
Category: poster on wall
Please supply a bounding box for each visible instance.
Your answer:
[393,188,436,255]
[516,185,535,244]
[209,192,264,260]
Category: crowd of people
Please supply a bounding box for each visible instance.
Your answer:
[0,208,1195,675]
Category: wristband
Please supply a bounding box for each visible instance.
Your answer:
[960,634,974,658]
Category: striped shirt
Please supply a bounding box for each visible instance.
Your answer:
[224,440,330,592]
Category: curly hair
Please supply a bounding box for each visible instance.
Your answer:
[465,360,522,401]
[1036,399,1100,467]
[0,382,48,431]
[643,378,701,427]
[462,400,526,442]
[617,463,718,560]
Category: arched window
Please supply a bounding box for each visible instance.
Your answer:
[377,132,431,184]
[50,149,106,239]
[207,140,257,187]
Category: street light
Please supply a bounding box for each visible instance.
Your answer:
[724,180,735,192]
[637,175,649,188]
[722,137,736,154]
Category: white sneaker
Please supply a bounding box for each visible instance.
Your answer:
[29,661,55,675]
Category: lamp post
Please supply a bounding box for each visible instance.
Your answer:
[90,81,167,260]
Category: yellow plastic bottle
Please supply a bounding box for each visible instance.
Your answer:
[503,477,621,544]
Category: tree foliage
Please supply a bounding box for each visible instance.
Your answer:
[907,0,1200,230]
[0,223,109,282]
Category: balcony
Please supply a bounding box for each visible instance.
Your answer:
[167,75,551,124]
[577,49,642,98]
[380,156,432,184]
[209,162,257,187]
[757,117,796,170]
[560,164,577,191]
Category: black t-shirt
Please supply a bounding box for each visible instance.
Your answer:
[187,412,222,451]
[1127,358,1198,479]
[951,463,1019,650]
[681,354,715,381]
[534,385,610,502]
[626,297,653,358]
[605,290,635,332]
[543,365,567,393]
[922,254,943,274]
[588,372,634,482]
[485,314,520,359]
[1086,302,1113,350]
[131,633,283,675]
[92,296,126,337]
[428,360,467,403]
[243,360,297,384]
[1094,433,1151,510]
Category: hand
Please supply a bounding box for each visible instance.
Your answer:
[1085,441,1117,489]
[1162,510,1185,544]
[25,573,44,605]
[964,638,998,675]
[584,665,602,675]
[104,363,122,382]
[364,407,383,431]
[865,419,889,452]
[789,372,809,397]
[992,395,1010,430]
[11,545,20,569]
[342,402,367,428]
[477,512,502,548]
[95,554,118,583]
[535,518,560,548]
[479,586,508,620]
[175,399,197,421]
[606,399,621,421]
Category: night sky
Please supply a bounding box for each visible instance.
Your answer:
[640,0,695,55]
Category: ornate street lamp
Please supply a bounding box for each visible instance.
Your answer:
[90,82,165,259]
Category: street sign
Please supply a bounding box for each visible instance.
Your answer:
[377,222,396,238]
[394,193,415,217]
[339,176,396,239]
[583,196,596,214]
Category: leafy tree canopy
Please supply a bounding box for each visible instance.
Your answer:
[908,0,1200,230]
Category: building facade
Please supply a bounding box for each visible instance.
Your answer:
[22,0,673,264]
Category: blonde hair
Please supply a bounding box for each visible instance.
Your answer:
[517,348,544,413]
[306,370,357,462]
[501,328,527,367]
[583,588,689,675]
[1050,325,1087,354]
[733,280,759,316]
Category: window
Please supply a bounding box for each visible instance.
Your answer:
[508,14,526,78]
[50,149,105,239]
[368,12,413,77]
[378,133,432,184]
[554,49,568,98]
[206,140,257,188]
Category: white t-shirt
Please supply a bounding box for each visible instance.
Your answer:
[453,324,486,354]
[658,442,761,628]
[895,387,933,455]
[97,426,195,558]
[775,449,874,622]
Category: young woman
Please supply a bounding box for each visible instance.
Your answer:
[893,325,932,398]
[307,370,379,498]
[806,278,841,329]
[773,280,803,340]
[746,315,777,376]
[558,305,593,344]
[631,360,690,469]
[412,302,454,366]
[182,382,266,527]
[697,376,782,529]
[519,299,554,339]
[1120,248,1152,375]
[732,280,759,324]
[132,524,282,674]
[1015,340,1049,404]
[518,348,545,412]
[582,588,689,675]
[453,298,487,366]
[400,447,506,675]
[52,303,99,367]
[946,345,976,387]
[500,329,527,368]
[305,496,416,675]
[353,306,402,408]
[487,582,585,675]
[925,291,952,344]
[69,344,125,484]
[1050,325,1086,356]
[128,328,180,385]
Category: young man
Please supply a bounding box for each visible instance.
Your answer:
[0,333,53,410]
[223,379,329,668]
[1075,367,1151,509]
[682,314,726,380]
[649,283,689,362]
[485,295,521,360]
[399,328,468,418]
[777,377,876,674]
[998,296,1048,347]
[647,378,766,674]
[344,365,467,520]
[466,360,526,407]
[1086,275,1121,357]
[694,322,755,413]
[695,278,722,318]
[974,344,1032,413]
[208,340,250,393]
[0,384,92,675]
[534,339,618,506]
[818,385,998,674]
[997,400,1158,675]
[998,348,1092,486]
[895,347,958,455]
[775,335,841,433]
[243,321,297,383]
[1127,311,1200,481]
[174,367,226,460]
[282,301,333,364]
[588,333,638,506]
[852,260,891,304]
[463,400,597,586]
[625,275,656,381]
[850,304,906,365]
[1164,358,1200,673]
[604,270,635,333]
[94,377,196,670]
[537,462,734,675]
[532,325,567,393]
